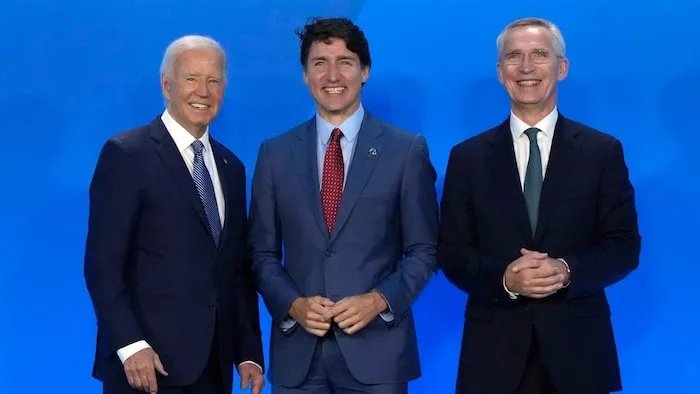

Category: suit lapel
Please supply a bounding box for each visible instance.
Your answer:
[210,139,230,248]
[329,114,383,243]
[486,119,532,241]
[150,118,211,238]
[291,119,328,236]
[534,115,581,244]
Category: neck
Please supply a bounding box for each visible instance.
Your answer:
[511,103,556,127]
[318,101,360,126]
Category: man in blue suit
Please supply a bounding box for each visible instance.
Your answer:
[439,18,641,394]
[84,35,265,394]
[249,17,439,394]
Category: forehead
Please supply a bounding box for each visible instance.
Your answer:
[308,38,358,59]
[503,26,554,51]
[175,48,224,74]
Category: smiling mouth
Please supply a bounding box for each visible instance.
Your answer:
[518,80,541,87]
[323,87,345,94]
[189,103,210,109]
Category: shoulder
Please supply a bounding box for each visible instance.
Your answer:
[560,116,623,151]
[449,121,505,159]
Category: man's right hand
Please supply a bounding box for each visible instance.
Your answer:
[288,296,335,337]
[504,249,568,298]
[123,348,168,393]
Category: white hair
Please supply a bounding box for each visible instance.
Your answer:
[496,17,566,58]
[159,35,227,81]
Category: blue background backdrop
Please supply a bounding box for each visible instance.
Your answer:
[1,0,698,393]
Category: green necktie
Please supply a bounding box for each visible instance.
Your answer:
[523,127,542,233]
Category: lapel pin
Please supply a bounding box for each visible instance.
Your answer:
[368,148,378,157]
[223,158,228,164]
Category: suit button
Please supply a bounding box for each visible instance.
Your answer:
[325,250,333,257]
[491,298,499,304]
[209,301,218,310]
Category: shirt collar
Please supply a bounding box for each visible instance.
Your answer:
[161,109,212,153]
[316,104,365,145]
[509,107,558,140]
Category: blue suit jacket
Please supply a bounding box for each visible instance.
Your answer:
[84,117,264,391]
[249,112,439,386]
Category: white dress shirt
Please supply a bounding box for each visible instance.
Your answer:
[502,108,569,298]
[117,110,260,372]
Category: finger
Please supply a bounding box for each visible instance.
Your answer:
[131,371,144,391]
[239,370,250,390]
[307,328,329,337]
[305,310,328,323]
[253,376,265,394]
[314,296,336,307]
[523,274,565,288]
[153,355,168,376]
[308,303,332,318]
[511,258,542,273]
[333,307,357,325]
[529,283,564,295]
[528,291,556,299]
[125,369,137,389]
[146,370,158,393]
[337,312,362,329]
[344,318,370,335]
[323,301,351,321]
[138,370,153,392]
[305,319,331,330]
[520,248,549,258]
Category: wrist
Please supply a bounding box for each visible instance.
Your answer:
[371,290,388,313]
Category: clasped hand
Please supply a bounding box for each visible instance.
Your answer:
[288,292,387,336]
[505,248,570,299]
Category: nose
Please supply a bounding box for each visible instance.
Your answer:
[519,57,535,73]
[326,64,340,83]
[195,79,210,97]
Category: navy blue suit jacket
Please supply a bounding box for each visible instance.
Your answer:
[248,113,439,386]
[84,117,264,391]
[438,115,641,394]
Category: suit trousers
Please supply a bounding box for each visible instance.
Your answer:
[103,326,224,394]
[515,330,609,394]
[274,332,407,394]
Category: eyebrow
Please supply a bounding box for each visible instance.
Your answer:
[310,55,357,62]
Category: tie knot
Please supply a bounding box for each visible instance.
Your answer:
[524,127,540,141]
[331,128,343,142]
[191,140,204,155]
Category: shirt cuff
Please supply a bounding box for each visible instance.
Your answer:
[503,274,519,299]
[376,291,395,322]
[239,361,263,373]
[117,340,151,363]
[280,318,297,332]
[557,258,571,288]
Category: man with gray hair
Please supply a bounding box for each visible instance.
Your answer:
[438,18,641,394]
[84,35,265,394]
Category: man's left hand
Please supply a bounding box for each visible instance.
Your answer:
[238,363,264,394]
[322,291,388,335]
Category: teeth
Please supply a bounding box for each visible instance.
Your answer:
[324,87,345,94]
[190,103,209,109]
[518,80,540,86]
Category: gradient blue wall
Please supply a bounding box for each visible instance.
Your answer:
[1,0,698,393]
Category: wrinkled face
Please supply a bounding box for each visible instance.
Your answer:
[303,37,369,123]
[161,47,225,135]
[497,26,568,113]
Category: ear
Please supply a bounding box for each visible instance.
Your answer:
[361,65,370,84]
[496,62,504,85]
[557,56,569,81]
[161,73,172,101]
[303,68,309,86]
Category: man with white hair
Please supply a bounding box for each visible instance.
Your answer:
[438,18,641,394]
[84,35,265,394]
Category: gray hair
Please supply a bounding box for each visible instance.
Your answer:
[159,35,227,81]
[496,17,566,58]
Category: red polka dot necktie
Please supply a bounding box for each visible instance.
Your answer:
[321,128,344,233]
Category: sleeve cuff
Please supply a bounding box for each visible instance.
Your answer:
[558,258,571,288]
[503,274,519,299]
[239,361,263,373]
[116,340,151,363]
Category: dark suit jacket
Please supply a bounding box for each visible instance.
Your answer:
[84,117,264,392]
[248,113,439,386]
[438,114,641,394]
